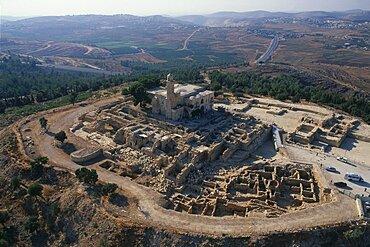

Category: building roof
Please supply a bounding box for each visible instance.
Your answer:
[148,84,204,98]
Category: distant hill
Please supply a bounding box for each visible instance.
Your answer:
[2,11,368,41]
[176,9,370,26]
[1,14,195,41]
[0,16,30,22]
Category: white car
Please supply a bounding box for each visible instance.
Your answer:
[325,166,337,172]
[365,202,370,211]
[344,173,363,182]
[337,156,348,163]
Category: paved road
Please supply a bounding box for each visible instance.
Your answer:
[180,28,202,50]
[286,144,370,196]
[17,99,359,236]
[256,36,279,63]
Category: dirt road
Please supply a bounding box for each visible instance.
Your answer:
[18,98,359,236]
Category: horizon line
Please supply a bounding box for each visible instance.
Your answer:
[1,8,369,19]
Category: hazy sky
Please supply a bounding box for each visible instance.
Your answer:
[0,0,369,17]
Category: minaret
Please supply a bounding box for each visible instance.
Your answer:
[166,73,176,108]
[165,73,177,119]
[166,73,175,96]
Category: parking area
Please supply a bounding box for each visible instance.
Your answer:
[286,144,370,197]
[319,156,370,197]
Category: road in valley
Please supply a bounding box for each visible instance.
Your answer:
[255,35,279,64]
[180,28,202,50]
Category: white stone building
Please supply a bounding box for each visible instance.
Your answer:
[148,74,214,121]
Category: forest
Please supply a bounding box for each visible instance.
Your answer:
[208,71,370,123]
[1,55,369,124]
[0,56,202,114]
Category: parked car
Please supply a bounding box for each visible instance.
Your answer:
[337,156,348,163]
[334,181,347,188]
[344,173,364,182]
[325,166,337,172]
[365,202,370,211]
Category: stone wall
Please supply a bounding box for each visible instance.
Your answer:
[207,141,226,162]
[71,148,103,163]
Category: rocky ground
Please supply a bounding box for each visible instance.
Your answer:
[0,127,369,246]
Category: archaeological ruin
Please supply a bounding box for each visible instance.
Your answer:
[288,114,356,148]
[66,78,331,218]
[168,161,320,218]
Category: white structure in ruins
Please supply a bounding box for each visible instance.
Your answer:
[148,74,214,120]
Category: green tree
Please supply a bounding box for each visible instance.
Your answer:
[27,183,43,198]
[101,183,118,196]
[50,203,60,218]
[0,101,6,114]
[34,156,48,164]
[39,117,48,130]
[127,82,150,107]
[0,239,9,247]
[30,157,48,178]
[75,168,98,185]
[10,177,21,190]
[30,162,43,177]
[69,91,78,105]
[343,228,364,240]
[138,75,161,88]
[54,131,67,143]
[0,226,16,246]
[0,211,9,227]
[24,216,39,233]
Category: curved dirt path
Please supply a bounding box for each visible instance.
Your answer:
[17,98,359,236]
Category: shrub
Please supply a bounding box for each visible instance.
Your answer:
[27,183,43,198]
[50,203,60,218]
[0,211,9,227]
[39,117,48,129]
[0,239,9,247]
[54,131,67,143]
[75,168,98,185]
[30,156,48,177]
[343,228,364,240]
[0,226,16,245]
[69,91,78,105]
[30,162,43,178]
[34,156,48,164]
[101,183,118,196]
[10,177,20,190]
[24,216,39,233]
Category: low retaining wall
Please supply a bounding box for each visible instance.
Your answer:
[356,198,365,219]
[71,148,103,163]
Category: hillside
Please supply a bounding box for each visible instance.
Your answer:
[177,9,370,26]
[0,105,369,246]
[1,14,195,42]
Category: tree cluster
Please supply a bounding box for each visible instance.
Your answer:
[208,71,370,123]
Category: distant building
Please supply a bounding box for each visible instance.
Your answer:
[148,74,214,121]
